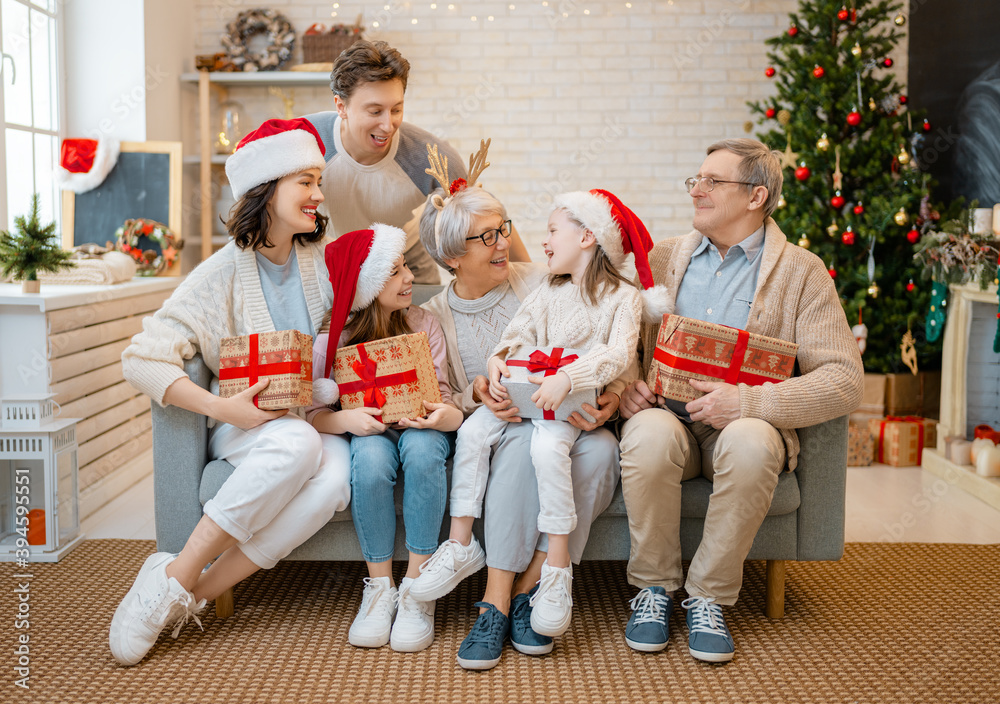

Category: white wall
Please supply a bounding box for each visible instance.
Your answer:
[143,0,196,142]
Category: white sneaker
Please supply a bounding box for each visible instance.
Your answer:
[109,552,207,666]
[407,537,486,602]
[529,562,573,637]
[348,577,397,648]
[390,577,436,652]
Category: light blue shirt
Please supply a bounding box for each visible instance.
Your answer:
[256,247,315,337]
[666,224,766,420]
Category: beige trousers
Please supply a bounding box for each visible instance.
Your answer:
[619,408,785,605]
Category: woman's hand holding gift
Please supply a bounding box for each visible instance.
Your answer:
[473,375,523,423]
[568,390,620,431]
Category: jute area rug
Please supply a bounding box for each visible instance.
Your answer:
[2,540,997,704]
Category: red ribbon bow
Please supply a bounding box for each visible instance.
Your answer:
[507,348,579,420]
[337,344,419,423]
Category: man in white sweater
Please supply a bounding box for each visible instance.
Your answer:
[618,139,864,663]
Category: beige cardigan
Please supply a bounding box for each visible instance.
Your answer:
[640,218,864,469]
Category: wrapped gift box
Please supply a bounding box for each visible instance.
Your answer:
[333,332,441,424]
[505,347,597,423]
[868,416,938,467]
[884,371,941,418]
[858,373,886,415]
[219,330,313,409]
[848,423,874,466]
[646,315,798,403]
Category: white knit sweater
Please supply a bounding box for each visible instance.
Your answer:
[494,280,643,394]
[121,239,333,406]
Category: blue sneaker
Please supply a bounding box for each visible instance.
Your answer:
[510,588,554,656]
[625,586,672,652]
[456,602,510,670]
[682,596,735,663]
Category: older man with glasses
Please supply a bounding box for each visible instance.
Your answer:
[617,138,864,663]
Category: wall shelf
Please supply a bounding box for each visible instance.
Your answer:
[180,71,330,86]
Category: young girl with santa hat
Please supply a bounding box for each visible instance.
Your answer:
[111,118,351,666]
[309,225,462,652]
[408,189,668,655]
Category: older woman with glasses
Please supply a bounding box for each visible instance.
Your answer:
[417,186,623,670]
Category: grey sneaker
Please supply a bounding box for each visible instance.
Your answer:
[408,537,486,602]
[625,586,672,652]
[109,552,206,666]
[348,577,397,648]
[682,596,735,663]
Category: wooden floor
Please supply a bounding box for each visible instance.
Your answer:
[82,460,1000,543]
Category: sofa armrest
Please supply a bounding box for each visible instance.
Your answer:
[151,355,213,554]
[793,414,849,561]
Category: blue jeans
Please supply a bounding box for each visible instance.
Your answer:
[349,428,454,563]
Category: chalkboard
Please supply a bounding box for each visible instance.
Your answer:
[61,141,182,256]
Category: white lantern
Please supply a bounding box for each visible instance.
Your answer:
[0,394,84,562]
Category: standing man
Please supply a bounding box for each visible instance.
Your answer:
[618,138,863,663]
[305,40,529,283]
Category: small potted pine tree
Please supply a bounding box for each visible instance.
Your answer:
[0,193,74,293]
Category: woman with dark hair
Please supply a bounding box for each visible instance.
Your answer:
[109,118,351,666]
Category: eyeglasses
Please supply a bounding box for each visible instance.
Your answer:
[466,219,512,247]
[684,176,758,193]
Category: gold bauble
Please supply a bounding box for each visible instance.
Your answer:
[777,109,792,126]
[894,12,906,26]
[851,42,862,57]
[777,195,787,209]
[867,282,880,298]
[827,220,839,238]
[816,132,830,151]
[869,97,877,111]
[897,146,911,165]
[743,120,754,134]
[893,207,909,226]
[798,236,811,249]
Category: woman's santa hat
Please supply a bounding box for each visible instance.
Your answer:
[552,189,670,323]
[225,118,326,200]
[316,224,408,401]
[55,138,120,194]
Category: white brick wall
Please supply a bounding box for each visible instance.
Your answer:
[190,0,909,252]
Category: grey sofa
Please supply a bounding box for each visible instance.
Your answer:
[151,285,848,620]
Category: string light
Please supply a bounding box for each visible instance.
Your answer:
[488,15,495,21]
[584,8,590,14]
[411,18,418,23]
[471,15,477,21]
[331,11,338,17]
[373,20,380,27]
[430,3,437,8]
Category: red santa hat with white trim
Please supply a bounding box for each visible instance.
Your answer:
[225,117,327,200]
[552,189,670,323]
[311,224,408,405]
[55,138,120,194]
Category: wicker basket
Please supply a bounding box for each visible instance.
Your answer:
[302,32,361,64]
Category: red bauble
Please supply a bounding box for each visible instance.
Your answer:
[906,280,916,292]
[907,228,920,244]
[883,57,894,68]
[765,67,776,78]
[899,94,908,104]
[813,65,826,78]
[788,25,798,36]
[795,165,811,181]
[831,194,846,209]
[922,118,932,131]
[837,6,849,20]
[853,203,865,215]
[847,111,862,126]
[829,267,837,278]
[765,107,776,118]
[841,230,855,245]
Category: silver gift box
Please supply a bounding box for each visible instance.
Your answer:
[503,347,597,423]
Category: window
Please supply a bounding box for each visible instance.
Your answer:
[0,0,60,232]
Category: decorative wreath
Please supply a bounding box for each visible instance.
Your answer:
[115,218,183,276]
[221,8,295,72]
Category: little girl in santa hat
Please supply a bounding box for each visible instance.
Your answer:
[409,189,668,647]
[111,118,351,666]
[308,225,462,653]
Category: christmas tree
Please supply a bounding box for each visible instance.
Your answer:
[748,0,941,373]
[0,193,74,287]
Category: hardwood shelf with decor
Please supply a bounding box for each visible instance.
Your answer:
[180,70,331,261]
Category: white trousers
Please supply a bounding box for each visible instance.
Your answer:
[205,414,351,569]
[451,405,582,534]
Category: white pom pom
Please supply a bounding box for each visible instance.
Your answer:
[640,285,673,324]
[312,378,339,406]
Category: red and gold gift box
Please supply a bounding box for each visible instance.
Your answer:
[219,330,313,409]
[848,423,874,467]
[646,315,799,403]
[867,416,938,467]
[332,332,442,424]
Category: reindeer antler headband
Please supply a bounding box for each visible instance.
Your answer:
[425,138,492,256]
